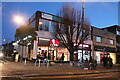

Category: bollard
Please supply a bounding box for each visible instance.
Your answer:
[47,60,49,68]
[35,59,37,66]
[38,59,41,67]
[24,58,27,67]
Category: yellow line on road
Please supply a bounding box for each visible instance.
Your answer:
[0,76,20,78]
[93,74,113,78]
[23,73,113,79]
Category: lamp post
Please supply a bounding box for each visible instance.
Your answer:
[3,39,8,57]
[81,0,85,62]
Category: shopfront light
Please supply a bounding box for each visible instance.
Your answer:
[0,53,3,57]
[28,35,32,38]
[23,37,27,40]
[13,42,18,46]
[39,21,42,25]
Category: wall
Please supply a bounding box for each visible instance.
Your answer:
[93,27,116,48]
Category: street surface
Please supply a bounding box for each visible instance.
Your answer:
[0,58,120,80]
[1,72,120,80]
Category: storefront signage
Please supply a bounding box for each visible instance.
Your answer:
[42,13,52,20]
[74,43,89,48]
[50,39,60,46]
[41,12,61,23]
[74,43,89,49]
[52,16,61,22]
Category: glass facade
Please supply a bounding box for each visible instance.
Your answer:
[39,19,55,32]
[29,14,36,23]
[29,20,36,28]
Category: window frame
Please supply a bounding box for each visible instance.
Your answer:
[109,39,114,45]
[96,36,102,43]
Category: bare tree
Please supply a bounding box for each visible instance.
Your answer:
[54,4,90,62]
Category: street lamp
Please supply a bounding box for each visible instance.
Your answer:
[81,0,85,62]
[13,15,25,25]
[3,39,8,57]
[3,39,6,42]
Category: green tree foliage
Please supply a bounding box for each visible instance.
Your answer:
[15,25,37,40]
[15,25,37,46]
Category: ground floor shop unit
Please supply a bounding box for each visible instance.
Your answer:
[36,46,69,61]
[13,39,117,64]
[94,46,116,64]
[32,37,70,62]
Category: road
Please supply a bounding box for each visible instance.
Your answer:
[0,58,120,80]
[1,72,120,80]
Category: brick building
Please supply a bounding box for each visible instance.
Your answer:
[92,27,116,64]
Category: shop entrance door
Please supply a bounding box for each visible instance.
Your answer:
[48,50,54,61]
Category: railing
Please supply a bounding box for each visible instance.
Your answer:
[34,59,50,67]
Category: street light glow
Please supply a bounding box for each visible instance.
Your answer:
[13,15,24,25]
[3,39,6,42]
[39,21,42,25]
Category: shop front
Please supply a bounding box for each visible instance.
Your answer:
[94,46,116,64]
[74,44,91,62]
[36,38,69,61]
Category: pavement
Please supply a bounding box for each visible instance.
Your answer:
[1,58,120,77]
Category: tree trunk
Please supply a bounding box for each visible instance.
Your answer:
[69,49,74,66]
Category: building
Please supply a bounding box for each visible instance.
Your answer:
[2,41,14,57]
[103,25,120,64]
[14,11,70,62]
[92,27,116,64]
[13,11,118,64]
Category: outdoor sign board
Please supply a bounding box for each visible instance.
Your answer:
[41,13,52,20]
[50,39,60,46]
[74,43,90,49]
[41,12,61,23]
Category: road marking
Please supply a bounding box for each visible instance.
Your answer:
[22,72,114,79]
[93,74,113,78]
[0,76,20,78]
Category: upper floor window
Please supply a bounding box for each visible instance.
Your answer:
[39,19,50,31]
[117,30,120,35]
[109,39,114,45]
[96,36,102,43]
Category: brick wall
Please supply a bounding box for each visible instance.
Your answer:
[93,27,116,48]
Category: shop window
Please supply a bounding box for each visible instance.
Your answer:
[38,19,56,32]
[96,36,102,43]
[109,39,114,45]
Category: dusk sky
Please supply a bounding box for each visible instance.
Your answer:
[2,2,118,44]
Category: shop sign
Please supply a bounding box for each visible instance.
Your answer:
[41,12,61,23]
[41,13,52,20]
[50,39,60,46]
[52,16,61,22]
[74,43,89,48]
